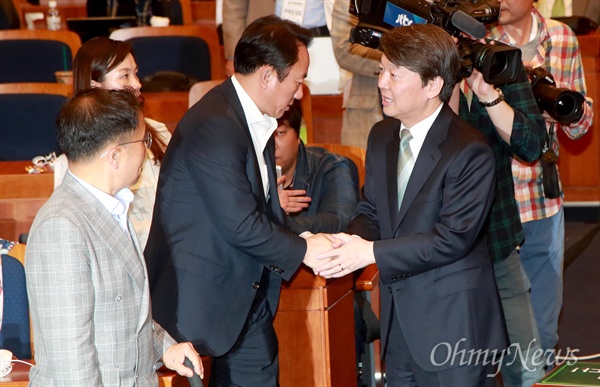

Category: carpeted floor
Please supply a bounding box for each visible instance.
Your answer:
[557,221,600,357]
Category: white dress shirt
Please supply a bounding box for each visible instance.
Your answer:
[69,171,134,235]
[231,75,278,198]
[402,102,444,164]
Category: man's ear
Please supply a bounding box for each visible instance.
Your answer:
[259,66,276,90]
[90,80,102,88]
[105,147,121,169]
[427,76,444,99]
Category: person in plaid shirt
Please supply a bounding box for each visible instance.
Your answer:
[490,0,594,365]
[455,59,548,387]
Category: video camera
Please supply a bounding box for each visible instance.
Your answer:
[349,0,522,84]
[527,67,585,124]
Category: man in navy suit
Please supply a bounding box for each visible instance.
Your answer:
[145,15,332,386]
[314,24,507,385]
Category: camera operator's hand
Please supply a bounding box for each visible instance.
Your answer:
[466,69,498,102]
[464,68,514,145]
[541,111,558,125]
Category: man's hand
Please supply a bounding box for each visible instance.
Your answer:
[163,342,204,379]
[277,175,311,214]
[466,69,497,101]
[302,232,335,269]
[313,233,375,278]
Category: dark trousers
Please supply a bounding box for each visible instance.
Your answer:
[209,290,279,387]
[384,304,497,386]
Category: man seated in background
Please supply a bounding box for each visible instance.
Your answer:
[275,100,359,234]
[25,88,202,386]
[274,101,377,381]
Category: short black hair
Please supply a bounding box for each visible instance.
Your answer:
[379,24,460,103]
[277,99,303,136]
[234,15,313,82]
[57,88,143,162]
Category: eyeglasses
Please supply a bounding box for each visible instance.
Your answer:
[99,131,152,158]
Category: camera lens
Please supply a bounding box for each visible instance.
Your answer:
[468,39,521,84]
[488,52,508,79]
[553,91,584,123]
[555,93,577,116]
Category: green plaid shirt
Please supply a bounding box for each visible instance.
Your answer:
[459,66,547,262]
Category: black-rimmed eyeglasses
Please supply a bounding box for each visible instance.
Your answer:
[99,131,152,158]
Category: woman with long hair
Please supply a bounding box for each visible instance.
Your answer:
[54,37,170,249]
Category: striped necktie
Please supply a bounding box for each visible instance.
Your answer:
[397,128,414,210]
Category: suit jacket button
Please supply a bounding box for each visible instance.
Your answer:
[252,282,260,289]
[388,287,392,293]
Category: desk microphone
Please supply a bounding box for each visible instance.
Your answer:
[183,357,204,387]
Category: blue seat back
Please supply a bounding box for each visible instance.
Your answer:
[129,35,211,82]
[0,40,73,83]
[0,93,66,161]
[0,254,31,359]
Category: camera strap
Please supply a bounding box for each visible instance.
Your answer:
[541,123,560,199]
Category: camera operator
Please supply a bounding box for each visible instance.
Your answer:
[331,0,384,149]
[490,0,594,366]
[452,60,547,386]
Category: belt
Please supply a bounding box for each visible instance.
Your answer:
[309,25,330,37]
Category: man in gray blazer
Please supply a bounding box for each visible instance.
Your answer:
[25,88,203,386]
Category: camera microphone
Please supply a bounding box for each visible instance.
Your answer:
[450,10,486,39]
[430,5,486,39]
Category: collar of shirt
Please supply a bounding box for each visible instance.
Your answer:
[231,75,278,198]
[488,8,549,68]
[69,170,134,233]
[400,103,443,161]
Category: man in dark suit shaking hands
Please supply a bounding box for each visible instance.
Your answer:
[314,24,507,385]
[145,15,332,386]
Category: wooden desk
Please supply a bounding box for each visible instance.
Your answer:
[274,267,356,387]
[0,161,53,241]
[0,358,211,386]
[0,360,31,387]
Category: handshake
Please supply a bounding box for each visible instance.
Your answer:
[300,232,376,278]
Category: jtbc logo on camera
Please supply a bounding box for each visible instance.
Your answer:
[384,2,428,27]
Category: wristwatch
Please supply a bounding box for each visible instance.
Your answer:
[479,88,505,107]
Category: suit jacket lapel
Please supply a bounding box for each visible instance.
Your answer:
[393,105,451,232]
[386,128,400,229]
[64,173,147,294]
[222,78,269,205]
[264,135,286,225]
[129,219,151,331]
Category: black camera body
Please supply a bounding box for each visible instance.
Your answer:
[349,0,522,84]
[527,67,585,124]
